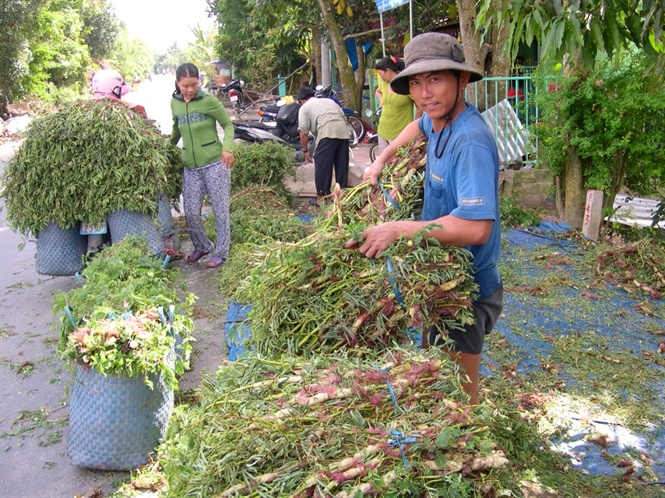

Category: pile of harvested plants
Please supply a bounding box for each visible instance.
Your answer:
[53,237,196,389]
[1,99,182,235]
[228,187,314,245]
[157,347,512,497]
[235,136,477,355]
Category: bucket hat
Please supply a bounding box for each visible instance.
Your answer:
[390,32,483,95]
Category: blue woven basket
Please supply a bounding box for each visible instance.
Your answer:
[67,364,174,470]
[107,209,165,256]
[157,195,181,253]
[35,223,87,276]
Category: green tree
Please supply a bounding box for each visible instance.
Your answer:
[81,0,120,61]
[532,52,665,216]
[208,0,310,91]
[185,24,218,85]
[478,0,665,227]
[0,0,50,99]
[107,32,155,83]
[27,2,91,100]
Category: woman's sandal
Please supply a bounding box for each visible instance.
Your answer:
[206,256,224,268]
[187,249,209,263]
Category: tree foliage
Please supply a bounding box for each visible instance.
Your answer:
[81,0,120,61]
[478,0,665,227]
[207,0,310,91]
[0,0,50,98]
[107,32,155,84]
[0,0,120,102]
[532,51,665,213]
[30,5,90,91]
[478,0,663,69]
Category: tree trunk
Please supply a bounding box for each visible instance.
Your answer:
[485,0,512,108]
[603,151,627,212]
[563,146,586,228]
[316,0,358,111]
[312,26,322,90]
[560,49,591,228]
[457,0,499,111]
[352,40,365,112]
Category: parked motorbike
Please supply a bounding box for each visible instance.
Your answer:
[233,101,311,162]
[258,94,359,147]
[220,79,252,115]
[257,101,282,122]
[366,106,382,162]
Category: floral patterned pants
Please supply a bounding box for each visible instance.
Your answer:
[183,160,230,258]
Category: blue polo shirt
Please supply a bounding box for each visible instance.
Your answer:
[418,105,502,299]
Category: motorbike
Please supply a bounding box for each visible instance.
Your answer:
[366,106,382,162]
[220,79,252,115]
[233,101,311,162]
[257,94,359,147]
[257,101,282,122]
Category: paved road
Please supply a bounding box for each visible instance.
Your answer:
[0,140,116,497]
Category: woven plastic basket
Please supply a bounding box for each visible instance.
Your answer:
[107,209,165,256]
[157,195,174,236]
[35,223,87,276]
[157,195,181,253]
[67,364,174,470]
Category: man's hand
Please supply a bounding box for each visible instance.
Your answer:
[304,151,313,162]
[344,222,401,258]
[363,157,386,185]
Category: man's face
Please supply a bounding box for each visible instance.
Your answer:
[408,70,468,124]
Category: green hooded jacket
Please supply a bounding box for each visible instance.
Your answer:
[170,89,234,168]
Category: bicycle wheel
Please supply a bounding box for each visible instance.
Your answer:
[370,144,379,163]
[346,114,365,141]
[347,122,359,148]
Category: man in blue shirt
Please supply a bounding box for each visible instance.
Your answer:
[346,32,502,405]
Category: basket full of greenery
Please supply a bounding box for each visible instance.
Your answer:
[53,237,195,470]
[1,99,183,272]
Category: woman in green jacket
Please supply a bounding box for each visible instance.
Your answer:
[171,63,235,268]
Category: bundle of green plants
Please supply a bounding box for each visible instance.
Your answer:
[204,186,315,246]
[1,99,182,235]
[231,141,297,203]
[53,237,196,389]
[215,243,260,296]
[235,136,477,355]
[589,239,665,300]
[238,231,476,355]
[156,347,514,497]
[317,135,428,229]
[230,209,314,246]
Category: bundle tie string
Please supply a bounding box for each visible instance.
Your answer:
[385,257,405,308]
[374,366,399,411]
[389,430,416,467]
[385,257,421,345]
[377,179,400,210]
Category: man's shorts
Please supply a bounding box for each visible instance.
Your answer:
[427,284,503,355]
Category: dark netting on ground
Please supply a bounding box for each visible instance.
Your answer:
[487,224,665,479]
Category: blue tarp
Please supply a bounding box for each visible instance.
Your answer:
[488,223,665,478]
[225,302,252,362]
